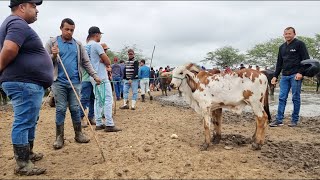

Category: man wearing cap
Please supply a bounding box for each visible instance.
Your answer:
[86,26,121,132]
[45,18,101,150]
[111,57,123,101]
[119,49,140,110]
[0,0,52,175]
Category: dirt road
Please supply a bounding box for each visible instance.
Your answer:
[0,90,319,179]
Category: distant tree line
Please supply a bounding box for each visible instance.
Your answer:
[201,33,320,69]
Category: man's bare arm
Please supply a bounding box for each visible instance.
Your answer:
[0,40,19,72]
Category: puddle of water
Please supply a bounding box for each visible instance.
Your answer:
[158,89,320,117]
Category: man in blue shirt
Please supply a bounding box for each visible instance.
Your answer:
[138,59,153,102]
[0,0,53,175]
[45,18,101,150]
[86,26,121,132]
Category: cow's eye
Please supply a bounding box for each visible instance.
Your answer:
[179,72,183,75]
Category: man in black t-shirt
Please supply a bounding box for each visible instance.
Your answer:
[0,0,53,176]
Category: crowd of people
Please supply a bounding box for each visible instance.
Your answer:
[0,0,314,177]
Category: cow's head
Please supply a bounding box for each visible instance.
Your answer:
[170,63,201,92]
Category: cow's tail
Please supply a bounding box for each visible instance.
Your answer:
[263,86,272,123]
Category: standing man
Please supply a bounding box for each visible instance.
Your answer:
[119,49,139,110]
[111,57,123,101]
[86,26,121,132]
[138,59,153,102]
[0,0,53,175]
[119,59,125,99]
[149,67,156,91]
[79,42,97,128]
[269,27,310,127]
[45,18,101,149]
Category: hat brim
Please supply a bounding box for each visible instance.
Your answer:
[9,0,42,8]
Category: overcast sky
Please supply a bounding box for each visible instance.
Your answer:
[1,1,320,69]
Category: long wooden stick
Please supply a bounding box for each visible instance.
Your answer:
[149,45,156,68]
[57,54,106,162]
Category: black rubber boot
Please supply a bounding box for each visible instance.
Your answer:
[73,122,90,143]
[141,94,145,102]
[148,91,153,100]
[29,141,43,162]
[13,144,46,176]
[53,124,64,149]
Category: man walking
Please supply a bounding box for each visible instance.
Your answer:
[45,18,101,149]
[269,27,310,127]
[86,26,121,132]
[0,0,53,175]
[138,59,153,102]
[119,49,139,110]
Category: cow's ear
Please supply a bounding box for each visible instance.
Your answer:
[190,70,198,75]
[186,74,197,92]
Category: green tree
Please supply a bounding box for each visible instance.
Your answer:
[246,37,283,67]
[202,46,245,68]
[115,44,150,63]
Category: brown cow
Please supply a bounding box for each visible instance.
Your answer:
[171,63,270,151]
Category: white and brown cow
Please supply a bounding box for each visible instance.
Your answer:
[170,63,270,151]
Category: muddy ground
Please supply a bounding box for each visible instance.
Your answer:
[0,89,319,179]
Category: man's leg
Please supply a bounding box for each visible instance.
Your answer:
[91,80,104,129]
[113,77,121,100]
[290,74,302,126]
[131,80,139,109]
[51,82,68,149]
[103,81,122,132]
[120,80,130,109]
[68,83,90,143]
[270,75,291,127]
[88,84,95,125]
[140,79,146,102]
[2,82,46,175]
[80,81,91,128]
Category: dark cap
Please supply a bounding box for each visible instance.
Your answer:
[88,26,103,35]
[9,0,43,8]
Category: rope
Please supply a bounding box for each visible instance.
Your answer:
[109,76,175,83]
[95,81,106,107]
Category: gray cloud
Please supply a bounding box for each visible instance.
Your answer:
[1,1,320,69]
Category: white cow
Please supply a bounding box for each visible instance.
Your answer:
[170,63,270,150]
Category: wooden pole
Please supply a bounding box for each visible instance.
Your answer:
[57,54,106,162]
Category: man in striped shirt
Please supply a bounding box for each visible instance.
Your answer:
[120,49,139,110]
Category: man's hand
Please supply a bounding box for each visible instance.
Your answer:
[52,44,59,59]
[271,77,277,85]
[94,77,102,85]
[295,73,303,80]
[128,79,132,84]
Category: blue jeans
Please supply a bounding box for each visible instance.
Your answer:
[123,80,139,101]
[51,82,81,125]
[80,81,94,119]
[112,76,122,99]
[2,82,44,145]
[276,74,302,124]
[91,79,114,126]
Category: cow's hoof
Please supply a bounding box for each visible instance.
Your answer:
[200,143,209,151]
[251,143,262,150]
[211,135,221,144]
